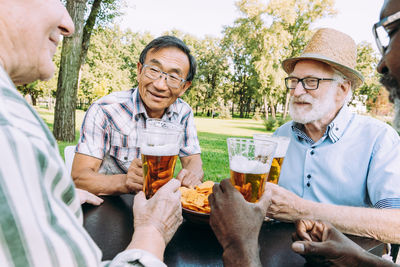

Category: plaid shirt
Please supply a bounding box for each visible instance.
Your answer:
[76,88,201,174]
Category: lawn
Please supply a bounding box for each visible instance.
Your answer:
[36,107,272,182]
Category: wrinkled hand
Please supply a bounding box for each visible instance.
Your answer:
[76,188,103,205]
[126,158,144,193]
[264,182,307,222]
[133,179,183,245]
[291,219,367,266]
[208,179,269,251]
[176,168,202,188]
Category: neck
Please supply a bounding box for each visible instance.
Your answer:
[146,108,165,119]
[303,107,340,142]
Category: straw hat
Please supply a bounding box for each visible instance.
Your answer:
[282,28,364,89]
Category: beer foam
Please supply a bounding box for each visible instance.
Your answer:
[230,155,268,174]
[141,143,179,156]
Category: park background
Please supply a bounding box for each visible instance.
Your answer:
[25,0,393,181]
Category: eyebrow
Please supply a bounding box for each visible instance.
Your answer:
[149,59,183,75]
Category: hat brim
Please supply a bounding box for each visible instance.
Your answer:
[282,54,364,89]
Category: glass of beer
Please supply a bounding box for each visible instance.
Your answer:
[227,138,277,203]
[253,134,290,184]
[139,120,183,199]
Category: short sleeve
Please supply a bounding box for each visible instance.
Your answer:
[367,127,400,208]
[76,103,110,160]
[179,109,201,157]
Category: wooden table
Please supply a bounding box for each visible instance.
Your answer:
[82,194,384,266]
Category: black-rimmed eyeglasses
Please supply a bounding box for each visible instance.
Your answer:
[142,64,186,89]
[373,10,400,55]
[284,77,336,90]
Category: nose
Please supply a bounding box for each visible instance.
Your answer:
[152,74,169,90]
[376,55,388,75]
[59,6,75,37]
[291,81,307,97]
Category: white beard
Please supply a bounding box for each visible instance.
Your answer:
[289,85,338,124]
[394,98,400,132]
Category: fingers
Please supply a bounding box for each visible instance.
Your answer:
[85,193,104,206]
[291,240,329,256]
[155,179,181,195]
[177,169,201,187]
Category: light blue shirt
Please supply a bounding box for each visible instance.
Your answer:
[275,105,400,208]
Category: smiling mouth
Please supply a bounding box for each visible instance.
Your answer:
[149,91,168,99]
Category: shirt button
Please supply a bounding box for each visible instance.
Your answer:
[310,150,314,155]
[307,174,311,179]
[307,182,310,187]
[124,156,128,160]
[335,127,339,131]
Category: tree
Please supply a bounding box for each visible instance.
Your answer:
[265,0,336,119]
[54,0,125,142]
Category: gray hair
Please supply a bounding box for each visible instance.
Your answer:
[332,69,352,105]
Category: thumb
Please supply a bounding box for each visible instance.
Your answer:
[292,241,330,256]
[133,191,147,210]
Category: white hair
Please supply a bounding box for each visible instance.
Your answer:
[332,69,352,105]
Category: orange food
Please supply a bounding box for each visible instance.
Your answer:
[180,181,214,214]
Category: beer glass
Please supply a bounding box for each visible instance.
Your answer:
[227,138,277,203]
[140,119,183,198]
[253,134,290,184]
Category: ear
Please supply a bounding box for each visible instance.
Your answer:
[338,80,351,100]
[178,81,192,97]
[136,62,143,83]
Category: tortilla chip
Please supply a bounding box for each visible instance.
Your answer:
[180,181,214,214]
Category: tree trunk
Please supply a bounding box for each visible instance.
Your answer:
[271,102,276,119]
[263,95,269,120]
[283,90,290,120]
[80,0,102,66]
[53,0,87,142]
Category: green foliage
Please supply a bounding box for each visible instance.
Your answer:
[263,116,291,131]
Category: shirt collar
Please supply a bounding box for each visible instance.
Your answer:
[131,87,179,120]
[291,105,353,145]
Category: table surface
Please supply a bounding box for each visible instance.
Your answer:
[82,194,384,267]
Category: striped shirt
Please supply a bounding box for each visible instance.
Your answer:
[275,105,400,209]
[76,88,201,174]
[0,67,165,267]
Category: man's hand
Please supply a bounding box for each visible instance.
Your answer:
[291,219,374,267]
[76,188,104,205]
[176,168,202,187]
[133,179,183,245]
[208,178,269,267]
[126,158,144,193]
[264,182,309,222]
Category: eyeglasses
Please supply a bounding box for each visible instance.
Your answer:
[373,10,400,55]
[284,77,336,90]
[142,64,186,89]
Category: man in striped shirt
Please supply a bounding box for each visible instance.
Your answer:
[72,36,204,195]
[0,0,183,266]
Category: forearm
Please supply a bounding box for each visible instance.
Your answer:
[222,242,262,267]
[73,169,129,195]
[180,154,204,179]
[127,226,166,261]
[300,201,400,243]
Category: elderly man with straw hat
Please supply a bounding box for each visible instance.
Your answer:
[264,28,400,244]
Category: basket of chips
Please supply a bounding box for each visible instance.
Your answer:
[179,181,214,224]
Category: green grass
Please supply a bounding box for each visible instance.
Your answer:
[36,107,271,182]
